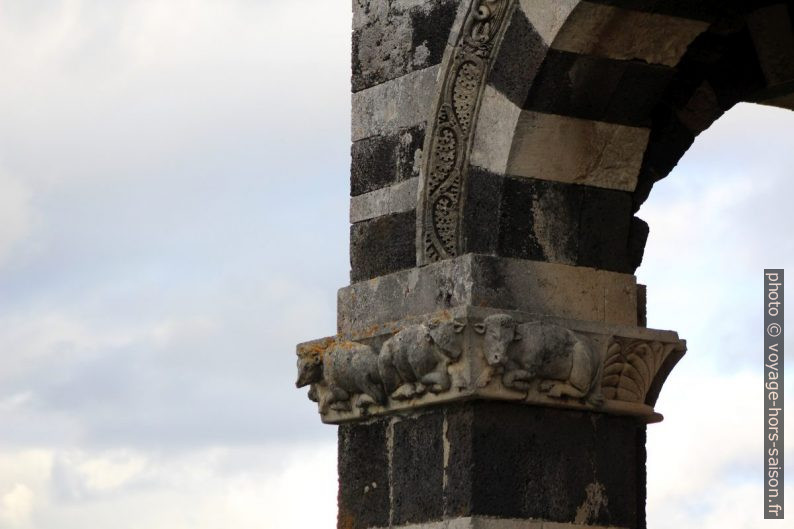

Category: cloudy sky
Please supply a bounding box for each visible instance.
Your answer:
[0,1,790,528]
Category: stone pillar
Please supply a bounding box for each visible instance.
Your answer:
[288,1,794,528]
[300,257,683,529]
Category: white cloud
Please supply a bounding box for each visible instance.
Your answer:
[0,444,336,529]
[0,170,33,268]
[0,2,790,529]
[639,102,794,526]
[0,484,35,529]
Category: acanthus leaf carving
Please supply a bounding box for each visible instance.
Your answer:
[601,338,682,404]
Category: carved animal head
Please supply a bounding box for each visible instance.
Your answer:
[474,314,520,366]
[426,318,466,360]
[296,349,324,388]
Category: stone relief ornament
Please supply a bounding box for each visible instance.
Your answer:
[378,318,466,400]
[475,314,605,406]
[296,310,685,424]
[602,338,683,404]
[296,340,385,413]
[419,0,516,263]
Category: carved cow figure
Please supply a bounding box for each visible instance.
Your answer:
[475,314,604,405]
[378,318,465,400]
[296,341,386,413]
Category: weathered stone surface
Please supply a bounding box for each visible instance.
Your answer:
[746,3,794,86]
[443,406,473,518]
[507,111,650,191]
[352,66,440,141]
[498,174,581,264]
[295,2,794,528]
[552,2,708,66]
[760,91,794,110]
[351,125,424,196]
[338,420,390,529]
[352,0,462,92]
[637,111,695,188]
[417,0,516,264]
[338,255,640,334]
[674,81,723,135]
[338,403,646,528]
[627,217,650,271]
[469,87,522,176]
[350,210,416,282]
[465,403,642,526]
[577,186,634,271]
[471,174,640,273]
[583,0,724,21]
[487,8,548,106]
[523,50,675,127]
[636,284,647,328]
[392,413,445,524]
[350,177,418,223]
[371,518,630,529]
[461,167,504,255]
[517,0,580,45]
[301,307,684,425]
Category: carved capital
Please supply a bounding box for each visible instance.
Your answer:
[296,307,686,424]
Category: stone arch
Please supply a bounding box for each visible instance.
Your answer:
[419,0,794,273]
[303,3,794,526]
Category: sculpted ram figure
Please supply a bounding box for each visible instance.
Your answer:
[475,314,604,406]
[378,318,465,400]
[296,341,386,413]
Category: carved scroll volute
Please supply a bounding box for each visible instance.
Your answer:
[602,338,687,405]
[418,0,516,264]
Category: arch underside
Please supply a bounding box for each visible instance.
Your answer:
[419,0,794,273]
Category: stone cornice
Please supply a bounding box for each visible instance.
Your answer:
[297,306,685,424]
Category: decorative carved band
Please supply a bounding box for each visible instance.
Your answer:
[296,311,686,424]
[418,0,516,263]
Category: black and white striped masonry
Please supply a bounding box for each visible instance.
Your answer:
[297,2,794,528]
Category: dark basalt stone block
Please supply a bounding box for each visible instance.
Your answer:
[350,210,417,282]
[352,0,460,93]
[410,0,459,70]
[338,421,390,529]
[462,402,643,527]
[497,175,582,265]
[336,403,646,529]
[351,125,425,196]
[462,167,504,256]
[488,8,548,106]
[577,186,635,272]
[524,50,675,127]
[391,413,445,525]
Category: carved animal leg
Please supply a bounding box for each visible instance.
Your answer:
[421,370,451,394]
[360,377,387,405]
[504,369,533,391]
[329,387,352,411]
[414,382,427,396]
[356,394,375,409]
[546,382,587,399]
[391,383,416,400]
